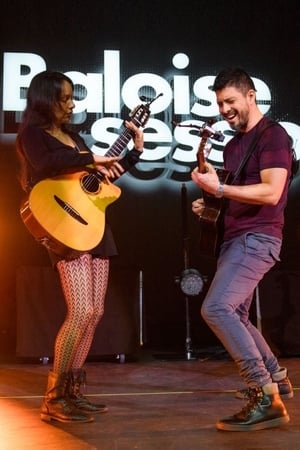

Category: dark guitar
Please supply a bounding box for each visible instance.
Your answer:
[196,122,230,258]
[20,99,156,256]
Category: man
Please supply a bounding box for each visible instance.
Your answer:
[191,67,293,431]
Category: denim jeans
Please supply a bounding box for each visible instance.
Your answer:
[201,232,282,387]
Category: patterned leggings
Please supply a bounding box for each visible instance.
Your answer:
[54,253,109,374]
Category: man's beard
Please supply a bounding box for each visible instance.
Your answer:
[230,111,248,132]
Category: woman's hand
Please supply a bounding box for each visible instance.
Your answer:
[92,120,144,178]
[93,155,125,178]
[125,120,144,152]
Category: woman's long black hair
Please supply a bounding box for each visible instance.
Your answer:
[16,71,74,190]
[18,70,74,132]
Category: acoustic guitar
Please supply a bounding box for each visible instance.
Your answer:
[196,121,230,258]
[20,102,151,256]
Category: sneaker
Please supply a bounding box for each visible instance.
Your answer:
[235,368,293,400]
[217,383,290,431]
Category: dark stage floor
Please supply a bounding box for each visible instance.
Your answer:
[1,349,300,450]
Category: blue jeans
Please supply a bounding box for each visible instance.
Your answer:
[201,232,282,387]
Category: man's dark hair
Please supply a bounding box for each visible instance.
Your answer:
[212,67,256,94]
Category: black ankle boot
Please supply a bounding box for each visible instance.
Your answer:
[217,383,290,431]
[69,368,108,414]
[40,371,93,423]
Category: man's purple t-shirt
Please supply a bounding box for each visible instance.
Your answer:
[223,117,292,241]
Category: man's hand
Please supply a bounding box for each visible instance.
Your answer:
[192,198,205,216]
[191,162,220,196]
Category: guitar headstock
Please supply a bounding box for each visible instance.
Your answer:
[106,94,162,158]
[199,120,225,142]
[129,93,163,129]
[197,121,224,174]
[172,119,224,174]
[129,104,151,128]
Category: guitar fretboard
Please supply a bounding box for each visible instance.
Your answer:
[197,133,209,174]
[105,128,133,158]
[105,116,142,158]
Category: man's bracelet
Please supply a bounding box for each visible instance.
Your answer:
[215,182,224,198]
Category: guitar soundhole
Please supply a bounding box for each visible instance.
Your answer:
[81,173,101,194]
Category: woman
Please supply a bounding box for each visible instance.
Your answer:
[16,70,144,423]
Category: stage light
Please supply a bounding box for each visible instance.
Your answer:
[180,268,204,296]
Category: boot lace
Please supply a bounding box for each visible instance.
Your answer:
[242,388,264,415]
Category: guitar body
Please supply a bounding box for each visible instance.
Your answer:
[198,168,231,258]
[20,171,121,253]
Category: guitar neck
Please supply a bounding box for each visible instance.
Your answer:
[197,134,209,174]
[105,127,133,158]
[105,116,142,158]
[94,107,148,180]
[93,130,131,182]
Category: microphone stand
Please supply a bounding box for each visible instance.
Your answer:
[181,183,197,361]
[153,183,202,362]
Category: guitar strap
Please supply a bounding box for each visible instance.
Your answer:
[230,121,277,185]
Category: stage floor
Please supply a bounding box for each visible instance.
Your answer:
[1,349,300,450]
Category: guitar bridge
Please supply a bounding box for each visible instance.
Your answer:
[54,195,88,225]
